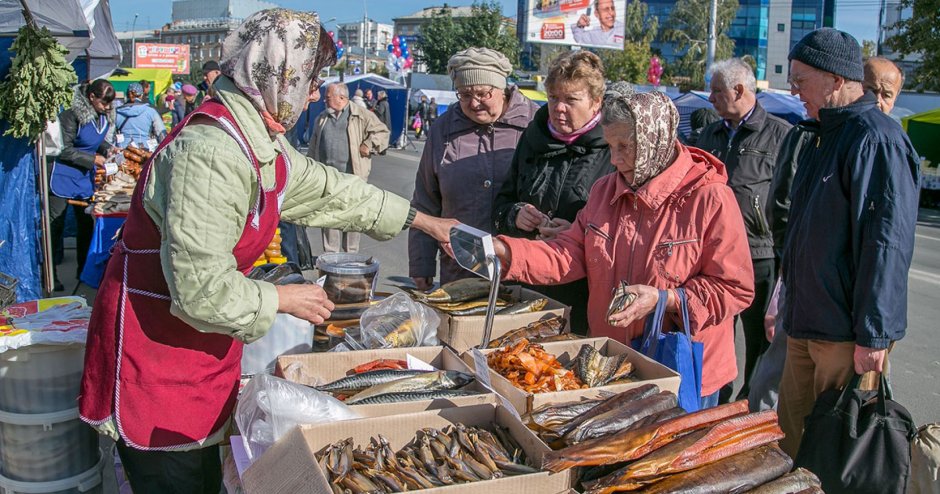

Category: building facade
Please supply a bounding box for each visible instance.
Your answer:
[171,0,278,22]
[337,20,395,56]
[879,0,921,81]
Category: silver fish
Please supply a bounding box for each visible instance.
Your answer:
[345,370,475,404]
[316,369,432,394]
[350,389,481,405]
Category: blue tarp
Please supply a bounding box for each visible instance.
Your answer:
[671,92,712,139]
[292,74,408,149]
[0,37,41,301]
[756,92,808,125]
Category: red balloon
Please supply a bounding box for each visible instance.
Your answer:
[393,47,401,57]
[392,37,400,46]
[337,40,343,48]
[328,31,335,39]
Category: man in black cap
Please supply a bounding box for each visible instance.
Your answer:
[198,60,221,93]
[776,27,920,457]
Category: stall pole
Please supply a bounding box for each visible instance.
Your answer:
[36,136,54,297]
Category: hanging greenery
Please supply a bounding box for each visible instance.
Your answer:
[0,23,77,141]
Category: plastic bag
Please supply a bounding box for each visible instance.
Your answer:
[333,293,439,351]
[234,374,360,462]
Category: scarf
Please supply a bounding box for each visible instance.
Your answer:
[548,111,602,145]
[220,9,323,134]
[625,91,679,187]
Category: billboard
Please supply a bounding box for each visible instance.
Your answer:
[525,0,627,50]
[135,43,191,74]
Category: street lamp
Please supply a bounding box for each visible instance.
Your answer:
[131,13,139,68]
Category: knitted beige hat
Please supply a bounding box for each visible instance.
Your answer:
[447,47,513,90]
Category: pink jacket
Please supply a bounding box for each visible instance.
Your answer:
[501,144,755,395]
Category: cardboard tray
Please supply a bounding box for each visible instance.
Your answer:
[434,287,571,353]
[241,403,574,494]
[275,346,495,417]
[465,337,681,415]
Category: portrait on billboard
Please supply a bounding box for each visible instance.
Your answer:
[527,0,626,50]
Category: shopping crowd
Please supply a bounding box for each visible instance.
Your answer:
[51,6,918,491]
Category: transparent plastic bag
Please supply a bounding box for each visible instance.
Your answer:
[356,292,439,349]
[234,374,360,462]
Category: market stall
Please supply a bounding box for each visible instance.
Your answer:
[108,67,174,106]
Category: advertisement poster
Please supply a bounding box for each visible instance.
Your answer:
[135,43,191,74]
[525,0,627,50]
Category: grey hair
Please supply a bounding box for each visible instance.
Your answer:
[708,58,757,93]
[354,88,364,97]
[601,81,637,126]
[328,82,349,98]
[377,90,387,99]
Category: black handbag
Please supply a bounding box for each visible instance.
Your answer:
[795,373,917,494]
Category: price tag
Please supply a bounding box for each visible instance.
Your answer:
[406,354,436,371]
[146,138,159,152]
[471,348,520,420]
[115,133,124,144]
[104,162,119,176]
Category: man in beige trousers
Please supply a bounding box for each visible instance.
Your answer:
[308,82,390,252]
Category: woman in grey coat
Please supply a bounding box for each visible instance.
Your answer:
[409,48,539,288]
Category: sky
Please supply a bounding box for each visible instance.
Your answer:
[108,0,882,44]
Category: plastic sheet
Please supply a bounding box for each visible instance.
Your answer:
[332,292,440,351]
[234,374,360,462]
[0,297,90,353]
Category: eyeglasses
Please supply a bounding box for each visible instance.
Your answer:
[787,72,811,91]
[456,87,497,103]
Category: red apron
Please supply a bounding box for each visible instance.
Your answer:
[79,100,291,450]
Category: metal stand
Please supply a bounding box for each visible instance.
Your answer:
[479,255,501,349]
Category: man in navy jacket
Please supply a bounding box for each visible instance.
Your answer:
[777,28,920,457]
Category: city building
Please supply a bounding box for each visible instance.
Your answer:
[336,20,395,56]
[878,0,921,80]
[729,0,769,80]
[116,0,280,76]
[766,0,834,88]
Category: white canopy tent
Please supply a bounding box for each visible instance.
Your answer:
[0,0,121,79]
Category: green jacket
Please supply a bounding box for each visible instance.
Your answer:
[141,75,410,343]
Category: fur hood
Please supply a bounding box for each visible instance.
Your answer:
[71,84,116,140]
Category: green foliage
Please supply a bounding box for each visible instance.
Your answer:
[663,0,738,88]
[886,0,940,91]
[0,24,77,142]
[418,1,520,75]
[598,1,660,84]
[861,40,876,59]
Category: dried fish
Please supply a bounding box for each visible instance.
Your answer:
[497,298,549,315]
[345,370,474,405]
[743,468,821,494]
[562,391,678,445]
[542,400,749,472]
[584,410,784,491]
[525,397,606,437]
[571,344,634,387]
[349,389,481,405]
[487,316,567,349]
[487,338,584,393]
[557,384,661,437]
[316,369,431,394]
[352,359,408,374]
[607,280,637,324]
[412,277,493,303]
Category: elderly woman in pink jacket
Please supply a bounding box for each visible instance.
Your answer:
[492,83,755,408]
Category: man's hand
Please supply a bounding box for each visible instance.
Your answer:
[515,203,547,232]
[411,211,459,244]
[854,345,887,374]
[412,277,434,291]
[359,143,370,157]
[276,284,334,325]
[94,154,106,166]
[537,218,572,240]
[576,14,591,28]
[607,284,660,328]
[764,314,775,342]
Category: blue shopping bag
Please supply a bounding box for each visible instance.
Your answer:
[632,288,703,412]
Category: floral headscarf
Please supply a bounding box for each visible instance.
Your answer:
[603,84,679,187]
[220,9,323,134]
[628,91,679,187]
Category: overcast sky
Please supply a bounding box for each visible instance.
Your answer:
[109,0,882,47]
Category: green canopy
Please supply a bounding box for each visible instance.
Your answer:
[902,108,940,166]
[108,68,174,106]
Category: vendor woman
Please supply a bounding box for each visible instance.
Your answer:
[79,9,455,492]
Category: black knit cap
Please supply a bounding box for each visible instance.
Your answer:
[788,28,864,82]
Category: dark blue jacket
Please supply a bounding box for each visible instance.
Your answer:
[781,92,919,349]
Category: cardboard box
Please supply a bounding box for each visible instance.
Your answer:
[434,287,571,353]
[466,337,681,415]
[275,346,495,417]
[241,404,573,494]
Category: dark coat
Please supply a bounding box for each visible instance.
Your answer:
[767,120,817,261]
[695,102,792,260]
[374,98,392,131]
[57,87,115,170]
[781,92,920,349]
[493,104,613,236]
[409,86,539,283]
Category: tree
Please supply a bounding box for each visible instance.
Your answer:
[886,0,940,91]
[598,0,659,84]
[663,0,738,88]
[417,1,520,75]
[861,39,876,59]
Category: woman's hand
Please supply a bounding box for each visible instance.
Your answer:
[275,283,335,325]
[537,218,572,240]
[515,203,547,232]
[411,211,459,244]
[608,284,660,327]
[94,154,106,166]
